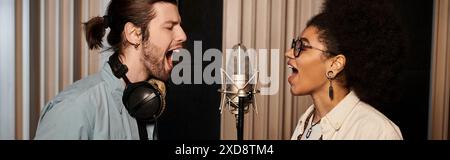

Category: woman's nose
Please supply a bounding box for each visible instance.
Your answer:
[285,49,295,59]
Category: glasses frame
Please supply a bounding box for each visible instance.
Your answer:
[291,38,337,58]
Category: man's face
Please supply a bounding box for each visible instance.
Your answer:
[141,2,187,81]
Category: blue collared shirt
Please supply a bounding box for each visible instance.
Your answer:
[35,63,154,140]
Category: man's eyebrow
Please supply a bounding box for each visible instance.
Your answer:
[162,20,181,25]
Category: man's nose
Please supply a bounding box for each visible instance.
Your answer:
[175,27,187,43]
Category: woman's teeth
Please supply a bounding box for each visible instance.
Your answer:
[288,65,298,73]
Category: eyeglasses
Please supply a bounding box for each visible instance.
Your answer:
[291,38,337,58]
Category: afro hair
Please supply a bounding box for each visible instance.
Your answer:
[308,0,406,111]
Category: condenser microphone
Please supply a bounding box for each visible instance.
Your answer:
[219,43,259,140]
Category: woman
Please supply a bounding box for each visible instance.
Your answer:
[287,0,404,140]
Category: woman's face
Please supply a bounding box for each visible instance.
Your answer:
[286,26,331,96]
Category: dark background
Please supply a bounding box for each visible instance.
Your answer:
[387,0,433,140]
[158,0,223,140]
[158,0,434,140]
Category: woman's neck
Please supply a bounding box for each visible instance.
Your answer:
[311,84,349,122]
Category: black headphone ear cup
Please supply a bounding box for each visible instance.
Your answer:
[122,82,163,122]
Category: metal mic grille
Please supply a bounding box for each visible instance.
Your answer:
[219,43,259,115]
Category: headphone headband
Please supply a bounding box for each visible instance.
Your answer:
[108,53,131,84]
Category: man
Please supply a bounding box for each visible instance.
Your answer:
[35,0,186,140]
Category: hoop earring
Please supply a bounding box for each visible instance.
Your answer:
[327,71,334,101]
[127,40,140,49]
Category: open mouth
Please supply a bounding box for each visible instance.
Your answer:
[287,63,299,84]
[288,65,299,74]
[165,48,181,69]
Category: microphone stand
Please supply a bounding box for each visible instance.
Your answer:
[237,97,245,140]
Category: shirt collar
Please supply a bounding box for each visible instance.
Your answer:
[321,91,360,131]
[100,63,126,95]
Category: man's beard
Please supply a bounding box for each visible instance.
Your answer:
[141,41,170,81]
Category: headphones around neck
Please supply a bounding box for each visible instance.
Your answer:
[108,53,166,123]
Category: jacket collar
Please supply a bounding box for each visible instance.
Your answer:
[298,91,361,138]
[321,91,360,131]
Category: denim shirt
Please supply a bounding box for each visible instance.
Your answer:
[35,63,154,140]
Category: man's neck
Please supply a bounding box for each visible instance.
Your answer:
[119,53,149,83]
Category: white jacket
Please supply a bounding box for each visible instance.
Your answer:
[291,91,403,140]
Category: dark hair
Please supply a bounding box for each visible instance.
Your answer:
[306,13,340,58]
[84,0,177,51]
[307,0,406,111]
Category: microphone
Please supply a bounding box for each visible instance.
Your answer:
[219,43,259,140]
